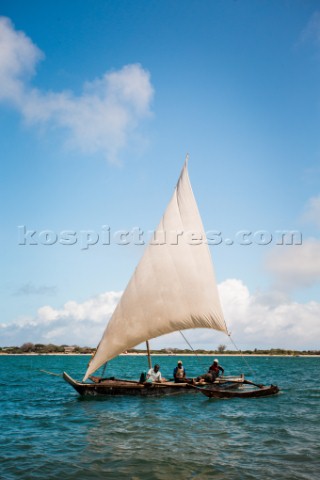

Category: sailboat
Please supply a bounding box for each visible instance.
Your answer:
[63,158,279,398]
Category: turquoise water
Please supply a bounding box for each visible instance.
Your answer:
[1,355,319,479]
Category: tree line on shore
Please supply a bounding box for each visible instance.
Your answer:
[0,342,319,355]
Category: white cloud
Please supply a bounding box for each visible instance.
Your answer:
[0,291,122,346]
[0,17,154,162]
[0,17,43,101]
[265,239,320,290]
[218,279,320,350]
[1,280,319,350]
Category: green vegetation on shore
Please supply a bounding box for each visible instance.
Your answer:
[0,343,319,356]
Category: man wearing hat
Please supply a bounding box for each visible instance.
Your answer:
[208,358,224,380]
[173,360,193,384]
[196,358,224,383]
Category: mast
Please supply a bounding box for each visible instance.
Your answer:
[146,340,152,369]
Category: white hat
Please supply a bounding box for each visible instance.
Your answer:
[214,359,219,363]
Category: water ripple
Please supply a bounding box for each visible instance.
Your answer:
[1,355,319,479]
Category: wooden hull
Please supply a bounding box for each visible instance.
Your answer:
[199,384,279,399]
[63,372,197,396]
[63,372,264,398]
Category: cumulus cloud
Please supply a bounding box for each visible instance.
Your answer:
[218,279,320,350]
[265,239,320,290]
[1,280,319,350]
[0,291,122,347]
[0,17,154,162]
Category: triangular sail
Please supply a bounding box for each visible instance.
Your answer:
[84,159,227,380]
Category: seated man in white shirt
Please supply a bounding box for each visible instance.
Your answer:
[146,364,163,383]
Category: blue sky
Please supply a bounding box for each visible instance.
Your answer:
[1,0,320,350]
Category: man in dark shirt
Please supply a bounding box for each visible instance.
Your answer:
[208,359,224,381]
[197,358,224,383]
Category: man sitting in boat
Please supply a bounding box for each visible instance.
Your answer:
[209,359,224,379]
[197,359,224,383]
[146,364,164,383]
[173,360,193,384]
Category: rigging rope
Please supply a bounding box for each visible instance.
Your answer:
[179,330,257,380]
[228,334,256,378]
[39,369,63,377]
[101,362,108,377]
[2,363,63,378]
[179,331,208,369]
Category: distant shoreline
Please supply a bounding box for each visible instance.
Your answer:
[0,353,318,357]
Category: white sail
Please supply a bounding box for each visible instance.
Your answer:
[84,159,227,380]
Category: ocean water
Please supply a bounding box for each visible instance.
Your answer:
[0,355,319,480]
